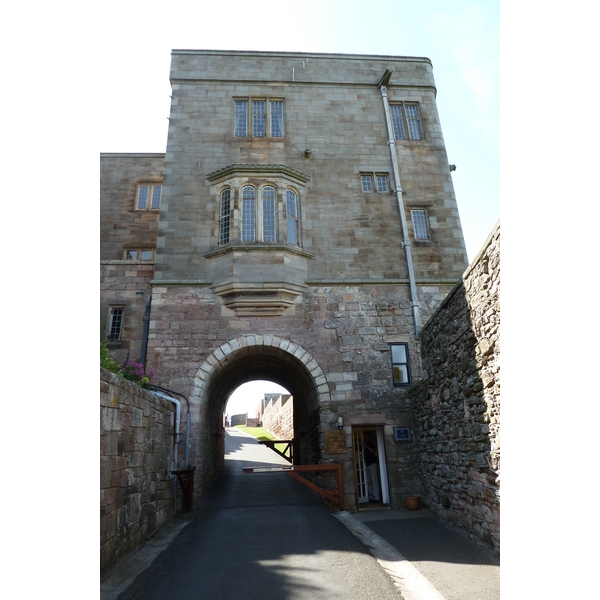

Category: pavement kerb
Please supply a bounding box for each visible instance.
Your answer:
[333,511,447,600]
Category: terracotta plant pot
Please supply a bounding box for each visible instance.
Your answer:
[405,496,420,510]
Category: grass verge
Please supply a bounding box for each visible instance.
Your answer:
[233,425,290,456]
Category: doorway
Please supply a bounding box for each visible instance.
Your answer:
[352,426,390,508]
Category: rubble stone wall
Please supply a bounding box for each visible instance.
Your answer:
[410,221,500,550]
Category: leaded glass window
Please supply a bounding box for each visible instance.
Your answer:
[151,185,162,209]
[262,186,276,242]
[286,190,298,246]
[242,186,256,242]
[361,175,373,192]
[136,184,162,210]
[253,101,266,137]
[405,104,422,140]
[234,100,247,137]
[270,101,284,137]
[411,209,429,240]
[219,189,231,245]
[390,104,406,140]
[136,185,149,209]
[390,102,423,141]
[109,308,124,341]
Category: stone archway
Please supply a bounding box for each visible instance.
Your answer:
[187,335,330,499]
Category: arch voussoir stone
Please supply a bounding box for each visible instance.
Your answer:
[190,335,330,405]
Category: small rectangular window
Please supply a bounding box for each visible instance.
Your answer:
[362,173,389,193]
[109,308,124,341]
[411,209,429,240]
[136,184,162,211]
[390,343,411,386]
[124,249,155,261]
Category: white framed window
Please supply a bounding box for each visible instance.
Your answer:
[286,190,299,246]
[390,343,411,386]
[135,183,162,210]
[234,98,285,138]
[108,307,124,341]
[411,209,430,240]
[361,172,389,193]
[390,102,424,141]
[124,249,155,261]
[219,189,231,246]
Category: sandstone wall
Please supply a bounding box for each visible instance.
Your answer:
[410,221,500,550]
[261,394,294,439]
[100,261,154,365]
[100,368,177,574]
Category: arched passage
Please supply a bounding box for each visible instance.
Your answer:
[188,336,330,495]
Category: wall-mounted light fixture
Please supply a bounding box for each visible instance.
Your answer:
[304,148,312,159]
[337,417,344,430]
[449,164,456,172]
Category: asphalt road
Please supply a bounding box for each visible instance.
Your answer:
[116,429,403,600]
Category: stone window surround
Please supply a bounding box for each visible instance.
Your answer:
[234,97,285,138]
[389,101,425,141]
[411,209,431,241]
[390,342,412,387]
[108,305,125,342]
[124,248,155,261]
[207,164,309,250]
[135,182,162,211]
[360,171,390,193]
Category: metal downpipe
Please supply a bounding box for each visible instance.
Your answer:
[149,390,181,515]
[378,72,422,338]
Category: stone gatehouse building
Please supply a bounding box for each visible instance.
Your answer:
[101,50,472,512]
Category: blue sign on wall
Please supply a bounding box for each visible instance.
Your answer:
[394,426,412,442]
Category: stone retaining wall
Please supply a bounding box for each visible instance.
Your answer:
[100,368,177,574]
[410,221,500,550]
